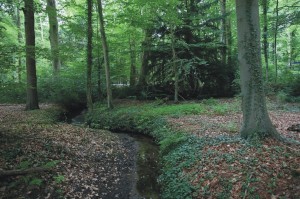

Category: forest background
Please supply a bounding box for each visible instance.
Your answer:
[0,0,299,106]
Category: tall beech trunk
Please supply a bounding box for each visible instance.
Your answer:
[262,0,269,82]
[235,0,280,140]
[97,0,113,109]
[46,0,61,75]
[24,0,39,110]
[86,0,93,109]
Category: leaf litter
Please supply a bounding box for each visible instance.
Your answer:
[0,104,138,199]
[167,99,300,198]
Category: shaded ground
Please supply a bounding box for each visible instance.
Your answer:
[0,104,139,199]
[167,99,300,198]
[1,99,299,199]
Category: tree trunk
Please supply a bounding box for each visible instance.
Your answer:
[16,6,22,83]
[226,20,232,65]
[137,29,152,91]
[129,36,137,87]
[171,29,179,103]
[24,0,39,110]
[274,0,279,82]
[220,0,227,65]
[262,0,269,82]
[46,0,61,75]
[86,0,93,109]
[96,15,103,100]
[235,0,280,140]
[97,0,113,109]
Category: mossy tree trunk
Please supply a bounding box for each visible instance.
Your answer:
[235,0,281,140]
[24,0,39,110]
[86,0,93,109]
[97,0,113,109]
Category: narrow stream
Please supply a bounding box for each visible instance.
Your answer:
[71,111,160,199]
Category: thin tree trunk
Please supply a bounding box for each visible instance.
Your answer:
[129,36,136,87]
[287,29,295,70]
[16,6,22,83]
[274,0,279,82]
[262,0,269,82]
[46,0,61,75]
[171,29,178,103]
[220,0,227,65]
[24,0,39,110]
[226,20,232,65]
[86,0,93,109]
[235,0,280,140]
[97,0,113,109]
[96,13,102,100]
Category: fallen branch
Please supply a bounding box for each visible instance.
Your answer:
[0,167,51,178]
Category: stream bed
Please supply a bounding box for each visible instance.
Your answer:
[71,111,160,199]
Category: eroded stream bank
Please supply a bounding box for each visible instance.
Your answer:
[71,111,161,199]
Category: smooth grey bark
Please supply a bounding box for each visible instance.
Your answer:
[24,0,39,110]
[235,0,280,139]
[97,0,113,109]
[86,0,93,109]
[262,0,269,82]
[46,0,61,75]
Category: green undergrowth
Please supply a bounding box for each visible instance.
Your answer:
[85,99,242,198]
[86,102,203,154]
[86,99,299,198]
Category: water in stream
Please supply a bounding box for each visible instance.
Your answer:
[71,111,160,199]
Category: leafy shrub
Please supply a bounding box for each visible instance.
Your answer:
[0,82,26,103]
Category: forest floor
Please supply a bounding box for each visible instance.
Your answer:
[166,99,300,198]
[0,104,140,199]
[0,99,299,198]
